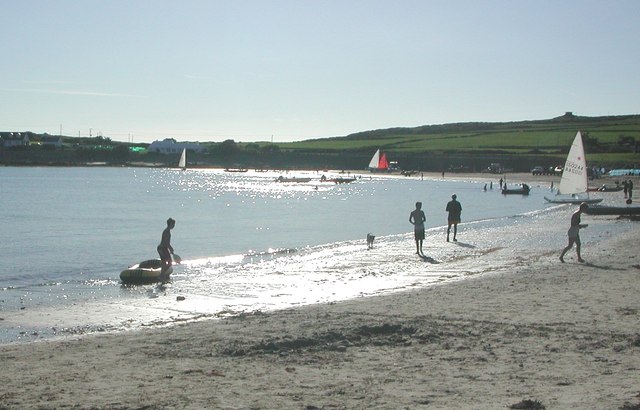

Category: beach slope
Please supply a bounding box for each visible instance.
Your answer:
[1,230,639,409]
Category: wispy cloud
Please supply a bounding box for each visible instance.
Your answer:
[183,74,211,80]
[21,80,78,85]
[1,88,145,98]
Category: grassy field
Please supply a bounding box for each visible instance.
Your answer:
[261,114,640,170]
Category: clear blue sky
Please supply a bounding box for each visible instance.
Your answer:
[2,0,639,143]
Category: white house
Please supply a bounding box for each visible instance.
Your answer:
[147,138,205,154]
[41,135,63,148]
[1,132,30,148]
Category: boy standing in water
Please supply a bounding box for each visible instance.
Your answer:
[158,218,176,280]
[560,203,588,263]
[409,202,426,256]
[446,194,462,242]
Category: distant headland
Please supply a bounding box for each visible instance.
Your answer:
[2,113,639,171]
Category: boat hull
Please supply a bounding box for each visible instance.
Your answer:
[502,184,530,195]
[588,186,623,192]
[275,176,312,183]
[502,189,529,195]
[330,177,356,184]
[544,196,603,204]
[120,259,172,284]
[584,205,640,215]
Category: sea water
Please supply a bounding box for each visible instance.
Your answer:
[0,167,632,343]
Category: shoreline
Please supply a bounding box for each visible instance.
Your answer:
[1,217,639,408]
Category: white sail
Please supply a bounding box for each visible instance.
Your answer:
[178,149,187,170]
[368,149,380,169]
[557,132,587,195]
[544,131,602,204]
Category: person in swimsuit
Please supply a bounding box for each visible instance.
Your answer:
[158,218,176,279]
[560,203,588,263]
[446,194,462,242]
[409,202,426,256]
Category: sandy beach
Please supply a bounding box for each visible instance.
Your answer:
[1,173,639,409]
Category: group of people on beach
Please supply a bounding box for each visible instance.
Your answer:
[407,193,591,264]
[157,185,595,283]
[409,194,462,257]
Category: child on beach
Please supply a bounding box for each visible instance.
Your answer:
[559,203,588,263]
[409,202,426,256]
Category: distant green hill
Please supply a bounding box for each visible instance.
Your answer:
[276,113,640,171]
[2,113,639,171]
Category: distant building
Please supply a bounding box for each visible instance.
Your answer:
[1,132,30,148]
[41,135,63,148]
[147,138,205,154]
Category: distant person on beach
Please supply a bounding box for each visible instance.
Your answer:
[628,180,634,198]
[559,203,588,263]
[409,202,426,256]
[499,178,503,189]
[623,180,629,197]
[446,194,462,242]
[158,218,176,279]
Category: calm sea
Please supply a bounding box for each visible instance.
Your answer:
[0,167,630,343]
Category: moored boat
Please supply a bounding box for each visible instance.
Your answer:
[329,177,357,184]
[587,185,623,192]
[275,176,312,183]
[502,184,530,195]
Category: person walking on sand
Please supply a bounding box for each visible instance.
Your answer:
[559,203,588,263]
[446,194,462,242]
[158,218,176,280]
[409,202,426,256]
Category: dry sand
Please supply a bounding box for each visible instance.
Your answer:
[1,174,639,409]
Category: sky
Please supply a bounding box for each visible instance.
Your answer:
[1,0,639,143]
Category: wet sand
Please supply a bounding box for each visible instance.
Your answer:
[1,174,639,409]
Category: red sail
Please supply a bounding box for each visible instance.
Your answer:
[378,153,389,169]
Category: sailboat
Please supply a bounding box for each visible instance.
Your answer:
[178,148,187,171]
[368,149,390,172]
[544,132,602,204]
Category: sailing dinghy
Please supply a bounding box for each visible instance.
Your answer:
[178,148,187,171]
[544,132,602,204]
[368,149,390,172]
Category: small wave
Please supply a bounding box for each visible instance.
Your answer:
[246,248,298,257]
[183,254,245,267]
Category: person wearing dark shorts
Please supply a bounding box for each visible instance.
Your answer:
[560,203,588,263]
[446,194,462,242]
[157,218,176,279]
[409,202,426,256]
